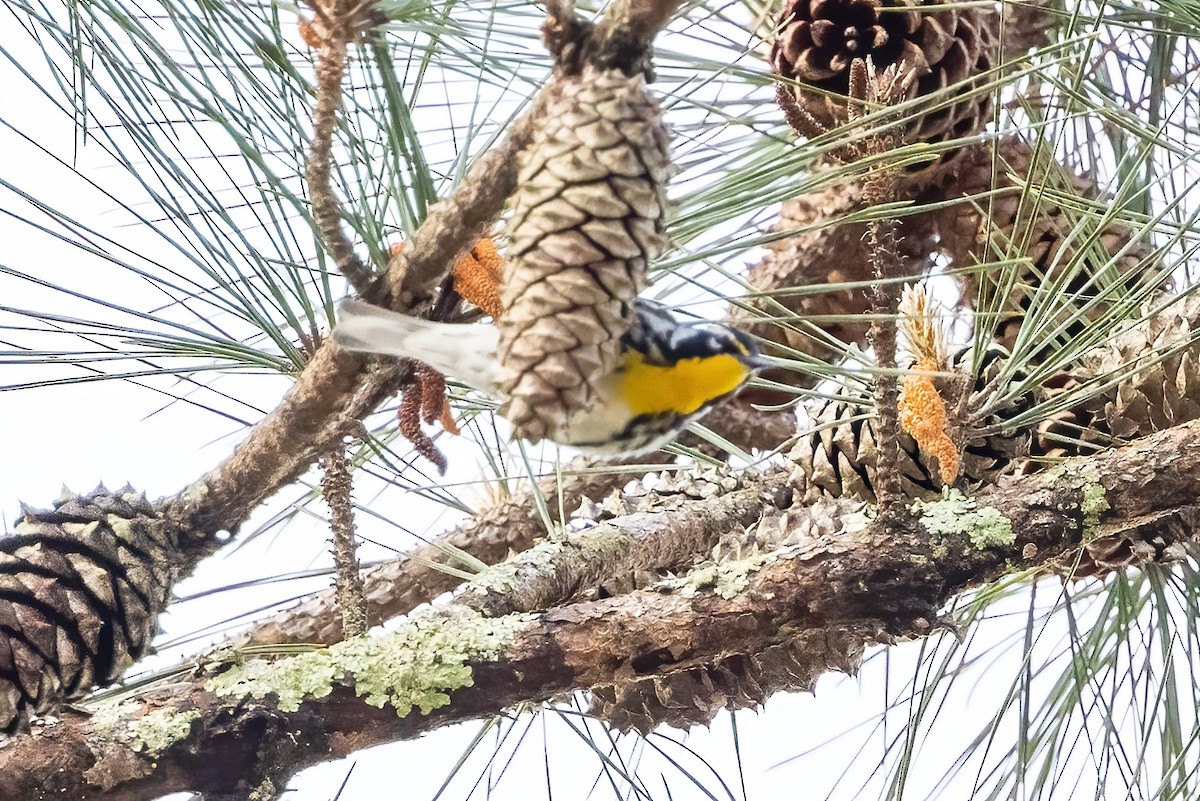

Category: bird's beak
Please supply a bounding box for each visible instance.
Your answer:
[745,353,773,372]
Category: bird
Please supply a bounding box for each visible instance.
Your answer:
[330,297,767,455]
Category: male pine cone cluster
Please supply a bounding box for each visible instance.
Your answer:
[497,65,670,442]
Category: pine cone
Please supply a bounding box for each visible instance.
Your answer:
[0,486,183,732]
[1034,294,1200,460]
[771,0,997,154]
[498,66,670,442]
[931,137,1164,357]
[590,629,865,733]
[790,346,1033,502]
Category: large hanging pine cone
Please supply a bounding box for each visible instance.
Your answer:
[0,486,185,732]
[498,66,670,442]
[790,346,1033,502]
[771,0,997,150]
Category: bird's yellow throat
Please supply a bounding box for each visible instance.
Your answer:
[620,351,750,417]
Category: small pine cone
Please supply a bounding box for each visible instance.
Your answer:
[771,0,997,160]
[931,137,1165,357]
[0,486,182,732]
[1071,531,1189,580]
[791,391,942,502]
[1034,294,1200,460]
[791,347,1033,502]
[498,66,670,442]
[589,630,865,733]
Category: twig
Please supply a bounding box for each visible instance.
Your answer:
[303,2,381,294]
[374,107,544,309]
[851,58,915,518]
[589,0,684,71]
[320,445,368,638]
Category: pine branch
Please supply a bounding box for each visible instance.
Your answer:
[5,420,1198,800]
[162,0,678,535]
[236,401,797,649]
[239,289,1200,652]
[239,462,636,646]
[303,2,379,295]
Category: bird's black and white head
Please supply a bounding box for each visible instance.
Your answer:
[627,299,767,370]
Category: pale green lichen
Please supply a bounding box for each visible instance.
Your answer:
[912,488,1014,550]
[667,564,717,597]
[911,489,973,536]
[90,701,200,757]
[90,699,139,729]
[1045,466,1109,539]
[660,547,796,600]
[127,708,201,755]
[578,527,631,560]
[468,540,564,594]
[840,509,873,534]
[1080,479,1109,536]
[331,608,529,714]
[206,608,533,717]
[714,563,752,599]
[206,649,339,712]
[109,517,135,542]
[668,560,754,599]
[965,506,1015,549]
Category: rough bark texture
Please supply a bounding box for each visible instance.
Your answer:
[239,396,797,650]
[460,473,778,617]
[2,420,1197,800]
[319,450,368,638]
[239,462,637,646]
[241,291,1197,653]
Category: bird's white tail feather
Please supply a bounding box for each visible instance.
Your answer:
[332,299,502,393]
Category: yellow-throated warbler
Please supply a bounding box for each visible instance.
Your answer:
[332,298,766,454]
